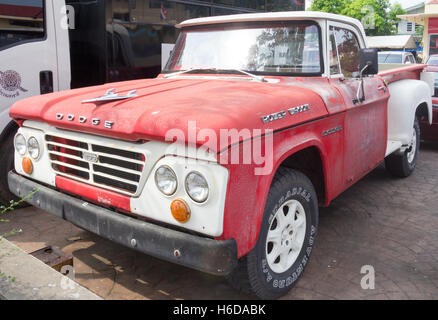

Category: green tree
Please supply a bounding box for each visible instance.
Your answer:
[416,25,424,37]
[310,0,406,36]
[310,0,351,15]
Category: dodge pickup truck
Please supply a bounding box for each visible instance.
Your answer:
[7,12,433,299]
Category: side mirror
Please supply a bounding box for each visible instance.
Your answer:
[359,48,378,75]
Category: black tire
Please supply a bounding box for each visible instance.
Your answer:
[227,167,319,299]
[0,129,24,207]
[385,118,420,178]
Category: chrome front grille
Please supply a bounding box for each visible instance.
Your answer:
[46,135,145,195]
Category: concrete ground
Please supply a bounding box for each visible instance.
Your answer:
[1,142,438,300]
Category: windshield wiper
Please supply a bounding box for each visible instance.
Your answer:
[226,69,267,83]
[164,68,266,82]
[163,68,217,78]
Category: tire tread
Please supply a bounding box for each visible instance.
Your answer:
[227,167,316,299]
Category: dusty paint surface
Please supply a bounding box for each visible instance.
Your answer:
[8,66,422,257]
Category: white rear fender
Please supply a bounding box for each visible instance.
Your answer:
[387,79,432,146]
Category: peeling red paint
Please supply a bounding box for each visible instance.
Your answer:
[9,69,424,257]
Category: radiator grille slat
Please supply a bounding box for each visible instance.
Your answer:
[92,161,142,176]
[45,135,146,195]
[98,155,144,171]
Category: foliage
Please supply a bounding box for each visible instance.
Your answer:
[0,188,38,237]
[0,189,39,286]
[310,0,407,36]
[0,188,38,219]
[0,272,15,282]
[416,25,424,37]
[309,0,348,14]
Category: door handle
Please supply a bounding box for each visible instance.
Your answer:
[378,86,387,93]
[40,71,53,94]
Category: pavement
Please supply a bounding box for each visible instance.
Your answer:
[0,238,102,300]
[0,141,437,300]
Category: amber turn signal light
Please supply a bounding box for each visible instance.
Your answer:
[22,157,33,174]
[170,199,191,224]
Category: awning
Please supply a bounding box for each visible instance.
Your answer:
[397,13,436,26]
[367,35,418,50]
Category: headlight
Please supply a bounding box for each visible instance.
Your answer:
[185,172,209,203]
[27,137,40,159]
[14,134,26,156]
[155,166,177,196]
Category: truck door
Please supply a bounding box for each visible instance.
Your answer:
[328,23,390,187]
[0,0,70,204]
[0,0,71,130]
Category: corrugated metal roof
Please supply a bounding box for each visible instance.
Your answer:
[367,35,417,49]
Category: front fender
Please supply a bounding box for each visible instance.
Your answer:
[387,79,432,146]
[219,127,330,258]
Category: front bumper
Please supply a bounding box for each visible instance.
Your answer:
[8,171,237,276]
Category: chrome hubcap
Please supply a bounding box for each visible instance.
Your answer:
[266,200,306,273]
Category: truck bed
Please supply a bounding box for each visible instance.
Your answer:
[378,64,427,85]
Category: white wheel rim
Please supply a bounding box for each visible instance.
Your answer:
[407,127,417,164]
[266,200,307,274]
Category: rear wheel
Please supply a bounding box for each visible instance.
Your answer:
[385,118,420,178]
[227,168,318,299]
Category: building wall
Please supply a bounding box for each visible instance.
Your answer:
[397,3,424,36]
[398,20,421,35]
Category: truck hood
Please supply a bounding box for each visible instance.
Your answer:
[10,77,329,152]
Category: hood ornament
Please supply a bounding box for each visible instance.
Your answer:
[81,88,138,104]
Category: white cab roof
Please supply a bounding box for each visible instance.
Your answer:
[177,11,366,35]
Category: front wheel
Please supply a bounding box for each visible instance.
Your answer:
[227,168,318,299]
[385,118,420,178]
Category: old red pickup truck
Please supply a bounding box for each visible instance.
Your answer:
[8,12,433,299]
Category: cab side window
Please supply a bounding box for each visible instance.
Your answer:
[0,0,45,50]
[329,27,341,75]
[331,26,361,78]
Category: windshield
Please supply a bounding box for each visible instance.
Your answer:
[427,56,438,66]
[164,22,322,76]
[378,53,402,64]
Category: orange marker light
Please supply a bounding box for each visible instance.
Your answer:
[170,199,191,224]
[22,157,33,174]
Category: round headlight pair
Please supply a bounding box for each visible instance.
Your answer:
[155,166,209,203]
[14,134,40,159]
[155,166,178,196]
[28,137,40,159]
[14,134,26,156]
[185,172,209,203]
